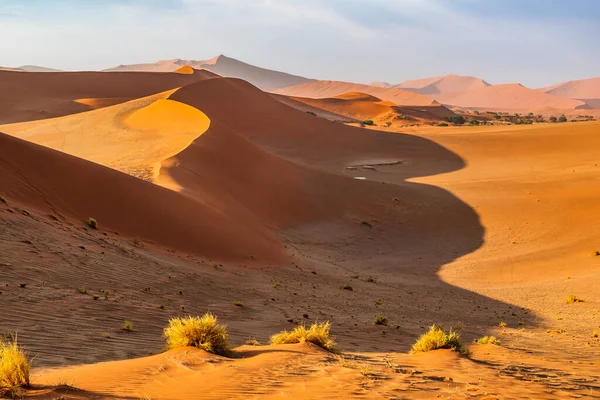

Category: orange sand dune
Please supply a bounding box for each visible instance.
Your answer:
[395,74,491,96]
[0,90,209,181]
[274,80,436,106]
[286,91,455,125]
[0,132,285,263]
[541,76,600,100]
[73,97,131,109]
[174,65,195,75]
[105,54,313,91]
[434,83,587,112]
[0,69,217,124]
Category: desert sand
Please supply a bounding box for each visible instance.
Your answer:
[105,55,312,91]
[395,74,491,95]
[1,68,599,399]
[283,92,455,125]
[274,80,436,106]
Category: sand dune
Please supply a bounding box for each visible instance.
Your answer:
[274,80,436,106]
[0,90,209,181]
[286,91,455,125]
[105,54,313,91]
[18,65,63,72]
[541,76,600,99]
[0,69,216,124]
[395,74,491,96]
[434,83,588,112]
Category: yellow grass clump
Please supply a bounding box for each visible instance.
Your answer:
[0,339,30,389]
[566,294,583,303]
[410,325,466,355]
[476,336,501,345]
[163,313,231,356]
[270,322,335,352]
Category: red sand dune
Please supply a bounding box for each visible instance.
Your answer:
[285,91,455,124]
[174,65,195,75]
[274,80,436,106]
[541,76,600,100]
[0,132,286,263]
[105,54,312,91]
[0,69,217,124]
[395,74,491,96]
[434,83,587,112]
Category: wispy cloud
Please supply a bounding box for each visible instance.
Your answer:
[0,0,598,87]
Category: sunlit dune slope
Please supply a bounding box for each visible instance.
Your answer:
[396,74,491,96]
[0,91,210,181]
[541,76,600,100]
[0,69,217,124]
[0,132,286,262]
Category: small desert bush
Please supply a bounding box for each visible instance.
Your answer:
[0,195,6,205]
[270,322,335,352]
[362,120,375,126]
[121,321,134,331]
[163,313,231,356]
[244,338,261,346]
[594,250,600,256]
[340,284,353,291]
[475,336,501,345]
[374,314,388,326]
[0,339,30,389]
[233,301,244,307]
[499,321,507,329]
[410,325,466,355]
[437,122,449,127]
[87,217,98,230]
[566,294,583,304]
[592,331,599,338]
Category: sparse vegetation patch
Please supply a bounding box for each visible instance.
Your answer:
[87,217,98,230]
[476,336,501,345]
[163,313,231,356]
[566,294,583,303]
[270,322,335,352]
[410,325,466,355]
[0,338,30,389]
[374,314,388,326]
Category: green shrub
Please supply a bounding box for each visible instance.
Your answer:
[362,120,375,126]
[558,115,567,123]
[437,122,449,127]
[306,111,317,116]
[410,325,466,354]
[163,313,231,356]
[270,322,335,351]
[446,115,466,125]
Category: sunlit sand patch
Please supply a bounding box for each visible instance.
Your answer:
[0,89,210,183]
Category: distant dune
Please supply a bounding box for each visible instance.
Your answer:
[274,81,436,106]
[286,91,455,124]
[434,83,587,112]
[0,69,216,124]
[18,65,63,72]
[541,77,600,99]
[105,54,312,91]
[396,74,491,96]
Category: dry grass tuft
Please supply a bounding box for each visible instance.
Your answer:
[410,325,466,355]
[121,321,134,331]
[0,338,30,389]
[566,294,584,303]
[475,336,501,345]
[87,217,98,230]
[270,322,335,352]
[374,314,388,326]
[163,313,231,356]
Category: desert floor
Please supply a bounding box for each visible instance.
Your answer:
[1,77,599,399]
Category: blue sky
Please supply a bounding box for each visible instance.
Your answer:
[1,0,598,87]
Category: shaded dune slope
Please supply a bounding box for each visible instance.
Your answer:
[0,132,285,263]
[0,69,217,124]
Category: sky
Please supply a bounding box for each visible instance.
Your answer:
[1,0,599,87]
